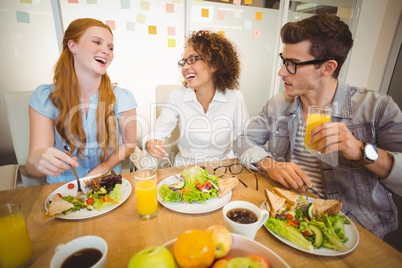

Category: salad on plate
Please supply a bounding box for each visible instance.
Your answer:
[158,165,238,204]
[45,171,123,219]
[264,187,357,254]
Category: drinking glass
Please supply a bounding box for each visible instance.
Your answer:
[304,105,332,150]
[134,169,158,220]
[0,203,34,268]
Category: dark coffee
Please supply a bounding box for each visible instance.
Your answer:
[227,208,258,224]
[61,248,102,268]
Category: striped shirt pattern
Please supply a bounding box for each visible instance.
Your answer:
[291,115,326,197]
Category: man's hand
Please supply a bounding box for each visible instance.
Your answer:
[308,122,363,160]
[256,157,312,191]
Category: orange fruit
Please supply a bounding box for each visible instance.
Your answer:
[173,229,215,268]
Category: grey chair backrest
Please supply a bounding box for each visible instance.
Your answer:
[155,85,181,168]
[4,91,46,187]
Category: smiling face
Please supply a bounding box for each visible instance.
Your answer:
[68,26,114,77]
[181,46,215,92]
[278,41,322,98]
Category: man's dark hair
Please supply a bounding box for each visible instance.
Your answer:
[281,13,354,78]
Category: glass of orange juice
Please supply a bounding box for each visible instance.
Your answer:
[0,203,34,268]
[304,105,332,151]
[134,169,158,220]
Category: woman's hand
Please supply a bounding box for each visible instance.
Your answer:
[27,147,78,177]
[145,139,167,159]
[256,157,312,191]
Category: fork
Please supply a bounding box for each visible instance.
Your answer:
[165,156,184,182]
[305,187,325,201]
[64,145,87,203]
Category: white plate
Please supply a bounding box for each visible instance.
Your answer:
[157,175,231,214]
[262,197,359,256]
[45,177,132,220]
[163,233,290,268]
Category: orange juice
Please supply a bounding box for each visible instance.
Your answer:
[0,213,33,267]
[305,112,331,149]
[135,179,158,216]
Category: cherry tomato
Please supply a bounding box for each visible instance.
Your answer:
[55,193,62,198]
[302,231,310,237]
[86,198,94,205]
[207,182,212,188]
[285,213,293,220]
[67,183,74,189]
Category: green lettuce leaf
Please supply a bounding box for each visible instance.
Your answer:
[266,217,314,251]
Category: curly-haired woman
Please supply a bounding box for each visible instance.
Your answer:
[27,18,137,183]
[143,30,249,167]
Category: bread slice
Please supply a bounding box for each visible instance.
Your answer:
[273,187,298,210]
[45,195,74,219]
[313,198,342,218]
[265,189,286,217]
[218,177,239,198]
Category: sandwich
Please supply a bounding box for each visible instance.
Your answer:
[312,198,342,218]
[218,176,239,198]
[265,189,286,217]
[45,195,74,219]
[273,187,298,211]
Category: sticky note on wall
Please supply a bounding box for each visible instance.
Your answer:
[245,0,252,4]
[167,26,175,36]
[217,10,225,20]
[68,0,78,3]
[201,8,209,18]
[168,39,176,48]
[120,0,130,9]
[141,1,150,10]
[137,14,146,24]
[166,3,174,13]
[106,20,116,30]
[255,12,263,21]
[253,29,261,39]
[218,31,225,38]
[148,25,157,35]
[16,11,30,23]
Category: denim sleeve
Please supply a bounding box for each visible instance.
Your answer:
[376,96,402,196]
[233,101,272,170]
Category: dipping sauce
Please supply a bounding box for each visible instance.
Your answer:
[227,208,258,224]
[61,248,102,268]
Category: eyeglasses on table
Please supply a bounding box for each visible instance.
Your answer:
[213,163,259,190]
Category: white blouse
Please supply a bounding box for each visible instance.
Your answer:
[142,87,249,166]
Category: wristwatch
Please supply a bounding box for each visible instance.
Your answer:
[356,142,379,165]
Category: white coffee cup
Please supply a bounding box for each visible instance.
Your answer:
[223,201,269,240]
[50,236,107,268]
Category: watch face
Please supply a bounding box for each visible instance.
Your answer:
[365,144,379,161]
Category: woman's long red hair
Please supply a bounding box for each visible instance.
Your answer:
[50,18,117,162]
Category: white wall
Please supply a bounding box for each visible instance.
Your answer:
[346,0,402,90]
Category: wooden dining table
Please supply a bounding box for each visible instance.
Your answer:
[1,159,401,267]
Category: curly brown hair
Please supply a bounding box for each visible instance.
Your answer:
[182,30,241,92]
[281,13,353,78]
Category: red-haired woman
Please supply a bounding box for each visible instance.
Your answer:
[27,18,137,183]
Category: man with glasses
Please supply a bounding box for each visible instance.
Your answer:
[234,13,402,240]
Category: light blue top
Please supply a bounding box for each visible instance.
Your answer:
[29,84,137,184]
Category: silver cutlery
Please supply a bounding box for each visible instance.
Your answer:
[165,156,184,182]
[64,145,87,203]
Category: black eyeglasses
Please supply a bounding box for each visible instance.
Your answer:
[213,163,259,190]
[279,53,335,74]
[178,55,203,68]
